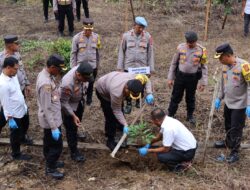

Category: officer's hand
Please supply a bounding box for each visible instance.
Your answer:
[144,144,151,149]
[8,118,18,129]
[198,85,205,92]
[215,98,221,110]
[138,147,148,156]
[51,128,61,141]
[24,85,31,97]
[167,80,174,88]
[242,11,245,18]
[73,114,81,127]
[246,106,250,118]
[123,126,129,134]
[145,94,154,105]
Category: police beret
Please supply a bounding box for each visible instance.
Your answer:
[47,54,66,70]
[135,16,147,27]
[83,18,94,29]
[214,43,233,59]
[185,31,198,43]
[127,79,144,99]
[4,35,19,44]
[77,61,94,82]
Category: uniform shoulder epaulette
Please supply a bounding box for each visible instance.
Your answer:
[241,61,250,82]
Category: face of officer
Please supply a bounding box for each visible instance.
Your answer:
[134,24,145,35]
[6,42,20,52]
[84,29,92,37]
[75,71,90,82]
[186,41,197,49]
[48,65,62,77]
[219,54,234,65]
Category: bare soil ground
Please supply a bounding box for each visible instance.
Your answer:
[1,0,250,189]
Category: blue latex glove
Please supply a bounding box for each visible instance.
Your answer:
[138,147,148,156]
[145,94,154,105]
[246,106,250,118]
[8,118,18,129]
[51,128,61,141]
[144,144,151,148]
[215,98,221,110]
[123,126,129,134]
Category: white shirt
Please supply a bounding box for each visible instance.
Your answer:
[0,73,27,119]
[160,116,197,151]
[245,0,250,14]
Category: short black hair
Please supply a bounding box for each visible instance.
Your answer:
[127,79,144,94]
[46,54,64,68]
[3,56,18,68]
[151,108,165,120]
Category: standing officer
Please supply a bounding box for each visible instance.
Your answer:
[95,71,154,150]
[53,0,76,37]
[242,0,250,37]
[43,0,58,23]
[60,62,94,162]
[0,57,32,161]
[76,0,89,22]
[70,18,101,105]
[214,43,250,163]
[36,54,66,179]
[167,31,208,124]
[117,16,155,114]
[0,35,32,145]
[138,108,197,172]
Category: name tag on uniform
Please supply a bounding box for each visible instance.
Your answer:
[128,67,150,74]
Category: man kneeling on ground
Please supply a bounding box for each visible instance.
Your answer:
[138,108,197,172]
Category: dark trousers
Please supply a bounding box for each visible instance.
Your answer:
[43,0,52,19]
[168,71,199,117]
[63,101,84,154]
[244,13,250,36]
[96,90,123,141]
[224,105,246,153]
[76,0,89,19]
[43,127,63,169]
[58,4,74,33]
[0,109,29,156]
[157,147,196,170]
[86,68,98,102]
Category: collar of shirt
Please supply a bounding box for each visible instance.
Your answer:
[0,72,12,82]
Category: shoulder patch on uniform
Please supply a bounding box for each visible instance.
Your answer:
[43,84,52,93]
[241,62,250,82]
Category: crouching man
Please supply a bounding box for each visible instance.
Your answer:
[138,108,197,172]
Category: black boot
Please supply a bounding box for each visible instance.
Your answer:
[123,103,132,114]
[71,151,86,162]
[77,132,87,142]
[106,139,117,151]
[187,114,196,125]
[135,100,140,108]
[226,152,239,164]
[55,161,64,168]
[46,167,64,180]
[21,134,33,145]
[12,153,32,161]
[214,140,226,148]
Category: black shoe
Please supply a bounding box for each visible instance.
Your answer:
[71,151,86,162]
[77,132,87,142]
[214,140,226,148]
[46,168,64,180]
[86,98,92,106]
[55,161,64,168]
[135,100,140,108]
[59,32,64,37]
[21,135,33,145]
[44,18,48,23]
[106,139,117,151]
[187,115,196,125]
[12,153,32,161]
[226,152,239,164]
[123,104,132,114]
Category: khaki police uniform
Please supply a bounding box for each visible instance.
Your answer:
[60,66,88,155]
[36,68,63,169]
[117,29,155,72]
[218,57,250,153]
[167,43,208,118]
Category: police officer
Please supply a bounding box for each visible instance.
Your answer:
[214,43,250,163]
[43,0,58,23]
[95,71,154,150]
[53,0,76,37]
[117,16,155,114]
[36,54,66,179]
[76,0,89,22]
[0,35,32,145]
[167,31,208,124]
[60,61,94,162]
[70,18,101,105]
[0,57,32,161]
